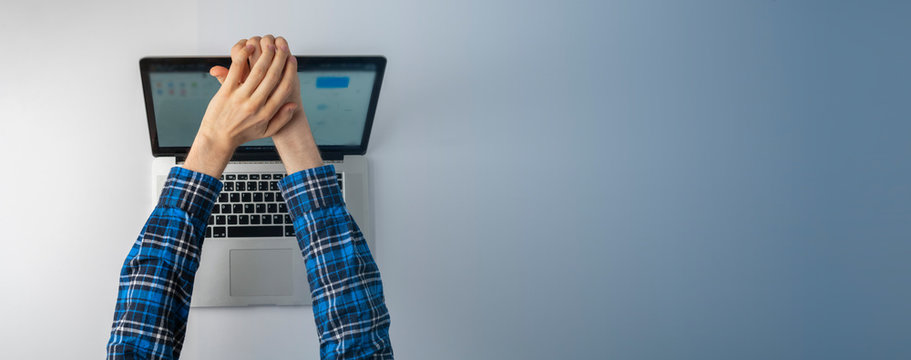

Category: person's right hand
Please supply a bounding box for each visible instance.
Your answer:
[183,37,299,178]
[197,37,299,149]
[209,35,324,173]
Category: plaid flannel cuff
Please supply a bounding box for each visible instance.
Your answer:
[158,166,223,220]
[278,165,344,216]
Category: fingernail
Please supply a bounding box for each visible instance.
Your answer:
[244,44,254,52]
[268,44,276,51]
[280,44,288,52]
[290,55,297,64]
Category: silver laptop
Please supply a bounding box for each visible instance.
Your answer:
[140,56,386,307]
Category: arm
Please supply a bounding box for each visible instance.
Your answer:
[278,165,394,360]
[106,167,221,359]
[209,35,394,359]
[107,36,298,359]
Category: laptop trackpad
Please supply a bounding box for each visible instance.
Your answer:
[229,249,294,297]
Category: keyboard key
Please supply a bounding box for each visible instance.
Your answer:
[267,204,277,213]
[216,215,226,225]
[273,174,283,179]
[262,215,272,224]
[218,193,228,202]
[208,216,214,225]
[275,192,283,201]
[250,215,260,225]
[239,215,249,225]
[244,204,254,213]
[273,215,283,224]
[262,174,272,180]
[278,203,287,213]
[221,204,231,213]
[284,226,295,236]
[241,193,252,202]
[224,182,234,191]
[264,193,274,202]
[212,205,220,214]
[247,181,256,190]
[228,226,282,237]
[227,215,237,225]
[284,215,291,224]
[206,227,212,238]
[229,193,240,203]
[213,226,226,237]
[338,180,343,190]
[249,174,260,180]
[256,181,266,191]
[253,193,263,202]
[232,204,243,213]
[236,182,246,191]
[225,174,236,180]
[269,181,278,191]
[255,204,266,213]
[237,174,248,180]
[336,173,342,179]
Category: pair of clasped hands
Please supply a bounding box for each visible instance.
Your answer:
[184,35,323,179]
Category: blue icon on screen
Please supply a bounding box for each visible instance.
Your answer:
[317,103,329,110]
[316,77,349,89]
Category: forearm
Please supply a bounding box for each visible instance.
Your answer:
[278,166,393,360]
[184,132,234,178]
[273,110,324,173]
[107,167,221,359]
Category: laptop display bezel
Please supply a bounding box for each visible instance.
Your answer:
[139,56,386,161]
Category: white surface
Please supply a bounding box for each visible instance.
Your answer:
[3,1,911,360]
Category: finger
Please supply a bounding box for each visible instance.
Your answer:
[261,54,298,116]
[245,36,262,69]
[263,102,298,137]
[251,37,290,101]
[224,40,253,91]
[238,35,276,96]
[209,65,228,85]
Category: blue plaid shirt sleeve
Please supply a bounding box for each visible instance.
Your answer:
[107,166,221,360]
[278,165,394,360]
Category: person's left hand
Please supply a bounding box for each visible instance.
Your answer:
[183,36,299,177]
[209,35,324,173]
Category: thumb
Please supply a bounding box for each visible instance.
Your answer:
[264,103,299,137]
[209,65,229,85]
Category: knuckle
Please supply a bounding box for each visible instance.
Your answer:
[238,101,258,115]
[281,82,294,94]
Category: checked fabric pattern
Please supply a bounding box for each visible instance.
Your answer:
[106,165,392,359]
[107,167,220,359]
[279,165,393,360]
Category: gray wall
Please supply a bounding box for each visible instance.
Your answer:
[1,0,909,359]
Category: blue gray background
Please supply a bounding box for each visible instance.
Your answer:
[1,0,909,359]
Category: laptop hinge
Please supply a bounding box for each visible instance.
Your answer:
[321,152,343,161]
[175,152,342,163]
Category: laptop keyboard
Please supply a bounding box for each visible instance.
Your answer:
[206,172,344,238]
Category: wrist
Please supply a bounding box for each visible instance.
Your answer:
[272,112,324,174]
[183,131,235,178]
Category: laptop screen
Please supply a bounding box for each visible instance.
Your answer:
[141,57,386,159]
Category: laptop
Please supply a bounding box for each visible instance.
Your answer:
[139,56,386,307]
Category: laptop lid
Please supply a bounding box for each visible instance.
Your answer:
[140,56,386,161]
